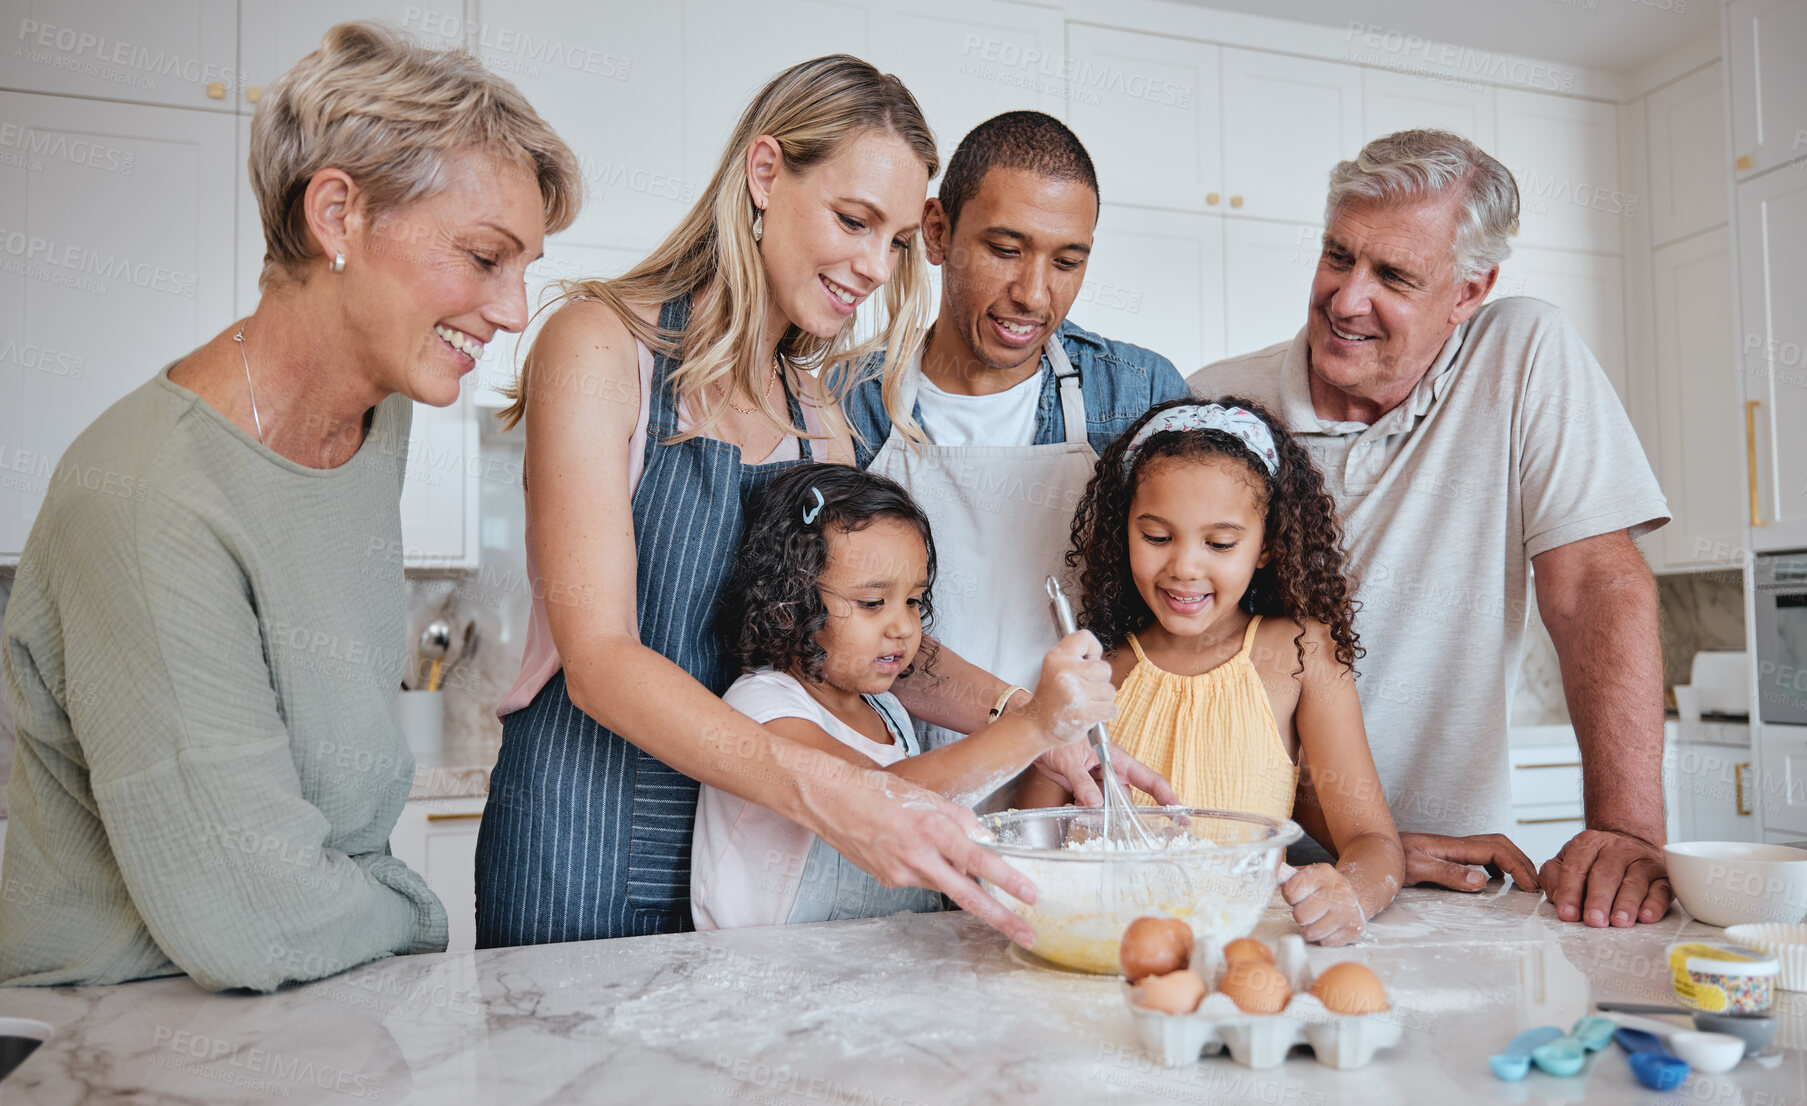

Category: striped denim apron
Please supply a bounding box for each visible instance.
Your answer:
[475,296,814,946]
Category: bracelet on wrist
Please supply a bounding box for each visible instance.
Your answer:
[989,685,1028,722]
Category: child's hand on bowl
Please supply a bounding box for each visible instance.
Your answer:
[1281,862,1366,946]
[1026,631,1118,747]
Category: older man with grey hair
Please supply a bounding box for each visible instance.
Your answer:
[1190,129,1672,929]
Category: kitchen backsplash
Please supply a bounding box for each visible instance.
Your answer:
[0,568,12,817]
[1511,587,1569,726]
[1507,568,1749,729]
[1655,570,1745,691]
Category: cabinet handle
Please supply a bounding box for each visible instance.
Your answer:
[1736,155,1752,171]
[1736,762,1751,816]
[1515,761,1582,770]
[1516,816,1585,825]
[246,87,262,104]
[1206,192,1220,205]
[1746,400,1766,527]
[1230,195,1244,209]
[206,82,226,100]
[426,811,482,822]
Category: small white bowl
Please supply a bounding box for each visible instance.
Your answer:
[1725,923,1807,991]
[1666,842,1807,927]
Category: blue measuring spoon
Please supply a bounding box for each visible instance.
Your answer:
[1491,1026,1563,1081]
[1615,1027,1690,1091]
[1532,1029,1588,1076]
[1571,1016,1617,1052]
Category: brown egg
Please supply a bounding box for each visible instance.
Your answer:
[1218,959,1292,1014]
[1133,968,1207,1015]
[1119,916,1194,982]
[1309,961,1389,1015]
[1223,937,1274,965]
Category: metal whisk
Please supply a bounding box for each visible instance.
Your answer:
[1045,576,1160,849]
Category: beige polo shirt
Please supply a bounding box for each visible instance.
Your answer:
[1188,296,1669,836]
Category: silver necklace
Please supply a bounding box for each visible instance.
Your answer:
[232,323,266,444]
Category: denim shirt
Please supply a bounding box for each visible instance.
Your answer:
[842,318,1192,468]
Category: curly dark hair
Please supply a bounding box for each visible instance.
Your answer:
[721,463,938,681]
[1065,397,1362,674]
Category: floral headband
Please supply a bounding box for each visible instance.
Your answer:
[1122,404,1279,475]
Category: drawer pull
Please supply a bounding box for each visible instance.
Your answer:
[426,811,483,822]
[1515,761,1582,770]
[1737,762,1751,817]
[1747,400,1765,527]
[1516,816,1585,825]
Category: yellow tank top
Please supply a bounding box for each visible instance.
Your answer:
[1112,616,1298,820]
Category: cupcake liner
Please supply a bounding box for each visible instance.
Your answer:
[1724,924,1807,992]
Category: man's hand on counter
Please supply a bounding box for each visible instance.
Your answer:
[1399,829,1673,928]
[1399,831,1541,893]
[1538,828,1672,928]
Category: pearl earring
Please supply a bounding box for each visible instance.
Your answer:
[331,251,346,274]
[752,209,763,244]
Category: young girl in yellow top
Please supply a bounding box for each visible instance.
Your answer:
[1019,397,1404,945]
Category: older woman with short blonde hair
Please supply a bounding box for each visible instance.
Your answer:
[0,21,579,992]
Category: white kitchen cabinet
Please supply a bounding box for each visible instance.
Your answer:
[1221,219,1320,360]
[0,0,239,113]
[866,0,1065,169]
[1727,0,1807,180]
[389,796,484,954]
[1508,739,1584,869]
[240,1,444,114]
[465,0,682,254]
[1495,89,1625,255]
[1072,204,1224,375]
[1359,67,1495,150]
[680,0,866,196]
[1754,723,1807,838]
[1219,48,1362,226]
[1063,25,1221,214]
[1736,166,1807,552]
[1645,63,1731,248]
[1646,229,1742,572]
[1672,741,1758,844]
[1490,248,1627,405]
[399,392,482,570]
[0,91,238,559]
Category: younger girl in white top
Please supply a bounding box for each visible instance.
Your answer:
[691,463,1116,929]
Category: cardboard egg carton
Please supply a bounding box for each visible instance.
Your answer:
[1122,934,1402,1070]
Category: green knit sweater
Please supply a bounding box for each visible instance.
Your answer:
[1,366,447,992]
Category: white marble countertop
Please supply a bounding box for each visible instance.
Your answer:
[3,885,1805,1105]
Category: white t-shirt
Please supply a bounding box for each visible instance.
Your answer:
[917,364,1045,447]
[691,669,918,930]
[1189,297,1669,837]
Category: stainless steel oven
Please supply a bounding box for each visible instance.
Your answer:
[1756,552,1807,725]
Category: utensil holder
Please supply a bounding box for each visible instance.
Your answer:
[396,689,444,759]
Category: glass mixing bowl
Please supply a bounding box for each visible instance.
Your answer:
[977,807,1301,974]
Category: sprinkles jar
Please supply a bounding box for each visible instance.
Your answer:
[1669,942,1780,1014]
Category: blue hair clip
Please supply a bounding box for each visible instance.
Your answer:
[802,486,825,525]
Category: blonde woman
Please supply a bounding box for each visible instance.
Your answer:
[478,55,1116,946]
[0,23,580,991]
